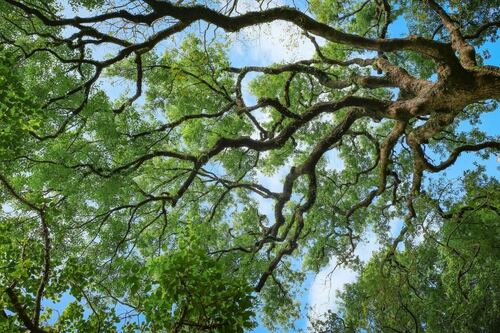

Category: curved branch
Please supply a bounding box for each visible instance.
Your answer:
[422,141,500,172]
[0,174,51,330]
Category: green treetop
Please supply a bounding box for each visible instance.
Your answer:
[0,0,499,331]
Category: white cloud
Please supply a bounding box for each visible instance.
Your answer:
[231,22,315,65]
[255,161,290,193]
[389,218,404,238]
[324,149,345,171]
[308,230,380,321]
[228,0,320,66]
[252,164,290,222]
[308,261,358,318]
[307,217,424,323]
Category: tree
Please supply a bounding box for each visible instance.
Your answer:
[0,0,498,331]
[312,173,500,332]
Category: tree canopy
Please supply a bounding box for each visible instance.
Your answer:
[0,0,499,332]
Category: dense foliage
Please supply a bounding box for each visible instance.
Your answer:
[0,0,499,332]
[311,174,500,332]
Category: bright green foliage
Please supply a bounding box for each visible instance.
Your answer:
[317,175,500,332]
[0,50,41,156]
[143,224,255,332]
[0,0,499,332]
